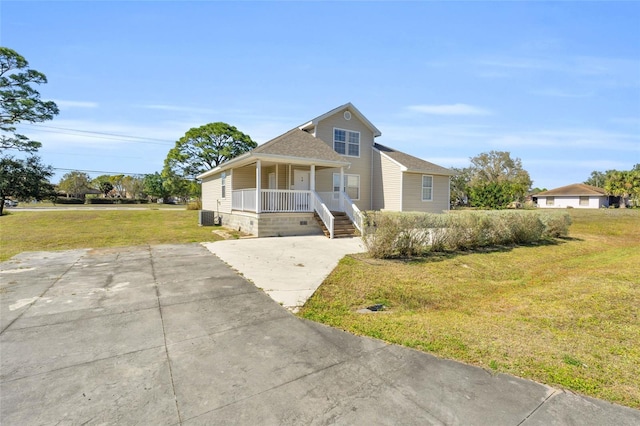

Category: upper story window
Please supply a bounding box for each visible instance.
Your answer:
[334,128,360,157]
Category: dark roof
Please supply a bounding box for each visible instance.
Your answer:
[537,183,606,196]
[253,128,346,162]
[374,143,454,176]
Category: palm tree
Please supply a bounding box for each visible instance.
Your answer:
[604,170,639,208]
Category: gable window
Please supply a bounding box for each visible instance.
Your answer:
[546,196,554,206]
[333,128,360,157]
[579,196,589,206]
[422,175,433,201]
[221,172,226,198]
[333,173,360,200]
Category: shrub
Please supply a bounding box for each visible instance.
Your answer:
[540,212,572,238]
[54,197,84,204]
[86,198,116,204]
[187,199,202,210]
[363,210,571,259]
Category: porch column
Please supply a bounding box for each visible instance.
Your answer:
[256,160,261,213]
[340,166,345,211]
[310,165,316,191]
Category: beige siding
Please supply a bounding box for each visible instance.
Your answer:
[201,171,232,214]
[314,109,374,210]
[402,173,450,213]
[233,164,256,189]
[372,150,402,211]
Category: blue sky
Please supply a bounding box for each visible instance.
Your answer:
[2,1,639,189]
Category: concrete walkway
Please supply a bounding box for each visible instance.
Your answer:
[202,235,365,311]
[1,244,638,425]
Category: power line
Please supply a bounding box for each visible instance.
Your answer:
[21,124,176,146]
[53,167,149,176]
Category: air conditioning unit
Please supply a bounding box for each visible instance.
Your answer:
[199,210,215,226]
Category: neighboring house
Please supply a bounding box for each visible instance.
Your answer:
[198,103,454,238]
[535,183,609,209]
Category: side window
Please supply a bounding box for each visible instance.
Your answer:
[422,175,433,201]
[221,172,226,198]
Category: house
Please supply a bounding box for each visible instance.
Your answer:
[535,183,609,209]
[198,103,454,238]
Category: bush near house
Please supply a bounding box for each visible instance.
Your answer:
[362,210,571,258]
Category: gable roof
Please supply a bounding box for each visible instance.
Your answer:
[374,143,455,176]
[298,102,382,137]
[196,128,349,179]
[536,183,606,197]
[253,128,346,162]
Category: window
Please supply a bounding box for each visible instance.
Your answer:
[333,128,360,157]
[579,196,589,206]
[221,172,226,198]
[333,173,360,200]
[422,175,433,201]
[546,196,554,206]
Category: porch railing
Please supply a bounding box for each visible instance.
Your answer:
[232,189,312,213]
[340,192,364,235]
[261,189,311,213]
[311,191,334,239]
[232,189,257,212]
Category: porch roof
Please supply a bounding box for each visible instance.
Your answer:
[197,128,349,180]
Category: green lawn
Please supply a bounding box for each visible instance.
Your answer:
[0,209,223,261]
[298,209,640,409]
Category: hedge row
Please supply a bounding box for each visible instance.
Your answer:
[362,210,572,259]
[85,198,149,204]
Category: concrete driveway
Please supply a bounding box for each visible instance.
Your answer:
[202,235,366,311]
[1,244,639,425]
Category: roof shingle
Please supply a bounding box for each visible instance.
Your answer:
[536,183,606,196]
[374,143,454,176]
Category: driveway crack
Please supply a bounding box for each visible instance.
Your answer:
[149,245,183,425]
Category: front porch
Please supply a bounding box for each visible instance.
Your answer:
[229,188,362,239]
[224,157,363,238]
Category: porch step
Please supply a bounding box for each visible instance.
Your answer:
[313,212,357,238]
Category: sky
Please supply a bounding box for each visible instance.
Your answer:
[2,1,639,190]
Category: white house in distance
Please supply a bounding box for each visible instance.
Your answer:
[198,103,454,238]
[535,183,609,209]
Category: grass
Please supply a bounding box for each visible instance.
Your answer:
[298,209,640,409]
[0,209,223,261]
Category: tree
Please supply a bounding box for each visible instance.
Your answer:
[604,170,640,208]
[58,171,92,198]
[164,122,256,179]
[465,151,532,209]
[93,175,114,197]
[143,172,170,202]
[1,47,59,153]
[122,175,145,199]
[0,156,54,215]
[449,167,471,208]
[584,170,608,188]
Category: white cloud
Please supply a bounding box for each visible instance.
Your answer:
[53,100,99,109]
[407,104,492,116]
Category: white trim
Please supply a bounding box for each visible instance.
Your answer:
[298,102,382,137]
[372,146,408,171]
[421,175,433,202]
[334,172,361,201]
[333,127,361,158]
[197,152,348,180]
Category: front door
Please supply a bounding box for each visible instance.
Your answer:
[293,169,310,191]
[293,169,310,211]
